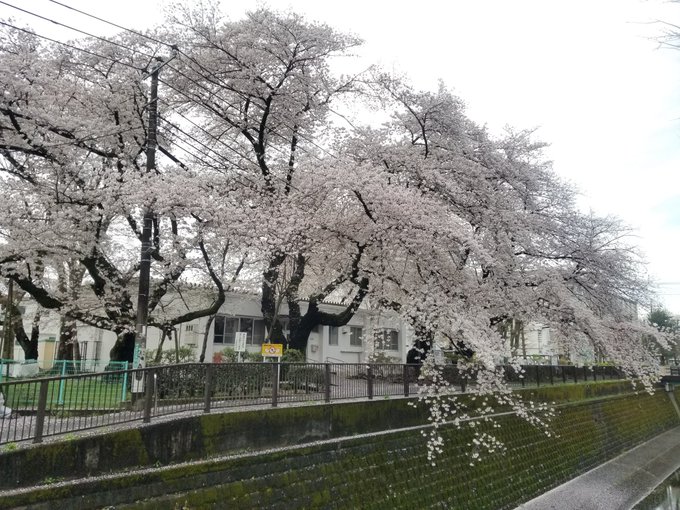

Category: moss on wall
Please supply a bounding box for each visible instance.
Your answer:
[0,381,676,509]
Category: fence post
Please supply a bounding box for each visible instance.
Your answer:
[367,366,374,400]
[271,362,279,407]
[33,379,49,444]
[573,365,578,384]
[549,365,554,385]
[403,365,409,397]
[583,366,588,382]
[143,368,154,423]
[204,364,214,414]
[121,361,129,403]
[324,364,331,403]
[57,361,67,405]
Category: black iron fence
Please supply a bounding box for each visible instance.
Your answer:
[0,362,623,446]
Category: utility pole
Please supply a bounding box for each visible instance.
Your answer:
[133,57,162,393]
[132,49,177,396]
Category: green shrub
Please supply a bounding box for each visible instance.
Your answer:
[285,365,325,392]
[366,351,399,364]
[281,348,305,363]
[215,347,260,363]
[212,363,270,397]
[147,346,196,365]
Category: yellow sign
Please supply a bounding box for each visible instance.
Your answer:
[261,343,283,357]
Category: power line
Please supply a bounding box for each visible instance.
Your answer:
[156,78,307,192]
[7,3,342,167]
[0,20,143,71]
[47,0,170,47]
[1,7,341,194]
[160,102,253,164]
[157,113,257,183]
[159,135,257,192]
[172,48,341,161]
[0,0,155,60]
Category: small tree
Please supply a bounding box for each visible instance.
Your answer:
[648,308,679,362]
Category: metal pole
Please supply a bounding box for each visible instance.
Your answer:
[324,364,331,402]
[133,59,162,396]
[33,379,49,444]
[271,362,279,407]
[204,364,214,413]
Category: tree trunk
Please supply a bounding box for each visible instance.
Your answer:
[261,252,287,345]
[13,315,39,360]
[1,279,14,359]
[173,328,180,363]
[155,328,169,363]
[288,322,314,352]
[109,331,136,363]
[199,315,215,363]
[56,316,80,361]
[3,296,40,360]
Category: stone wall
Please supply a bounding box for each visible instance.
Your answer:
[1,382,678,509]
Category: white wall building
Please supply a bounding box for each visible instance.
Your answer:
[8,292,411,369]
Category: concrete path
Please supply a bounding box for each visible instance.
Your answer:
[517,426,680,510]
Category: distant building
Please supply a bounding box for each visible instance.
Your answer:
[9,291,410,368]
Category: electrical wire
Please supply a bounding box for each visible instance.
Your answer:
[0,6,344,194]
[3,3,342,168]
[0,20,143,71]
[46,0,170,48]
[0,0,155,60]
[157,113,258,185]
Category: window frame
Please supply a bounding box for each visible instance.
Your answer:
[349,326,363,347]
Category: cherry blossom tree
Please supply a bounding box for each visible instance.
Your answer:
[162,6,377,351]
[0,6,664,384]
[0,22,239,361]
[0,5,667,464]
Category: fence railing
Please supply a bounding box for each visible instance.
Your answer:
[0,362,624,446]
[0,359,126,383]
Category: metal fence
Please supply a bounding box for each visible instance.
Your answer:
[0,362,624,446]
[0,359,126,383]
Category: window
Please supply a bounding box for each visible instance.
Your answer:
[329,326,338,346]
[253,319,266,345]
[214,316,266,345]
[185,324,194,332]
[349,326,363,347]
[80,341,88,360]
[376,329,399,351]
[240,318,254,344]
[213,316,237,344]
[214,316,225,343]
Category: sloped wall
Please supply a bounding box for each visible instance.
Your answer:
[0,382,678,509]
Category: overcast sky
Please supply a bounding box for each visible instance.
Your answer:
[7,0,680,314]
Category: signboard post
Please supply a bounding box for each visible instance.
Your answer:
[261,343,284,393]
[235,332,247,362]
[261,343,283,358]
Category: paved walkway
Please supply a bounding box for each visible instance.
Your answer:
[517,425,680,510]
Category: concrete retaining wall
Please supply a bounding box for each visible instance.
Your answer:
[0,381,678,509]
